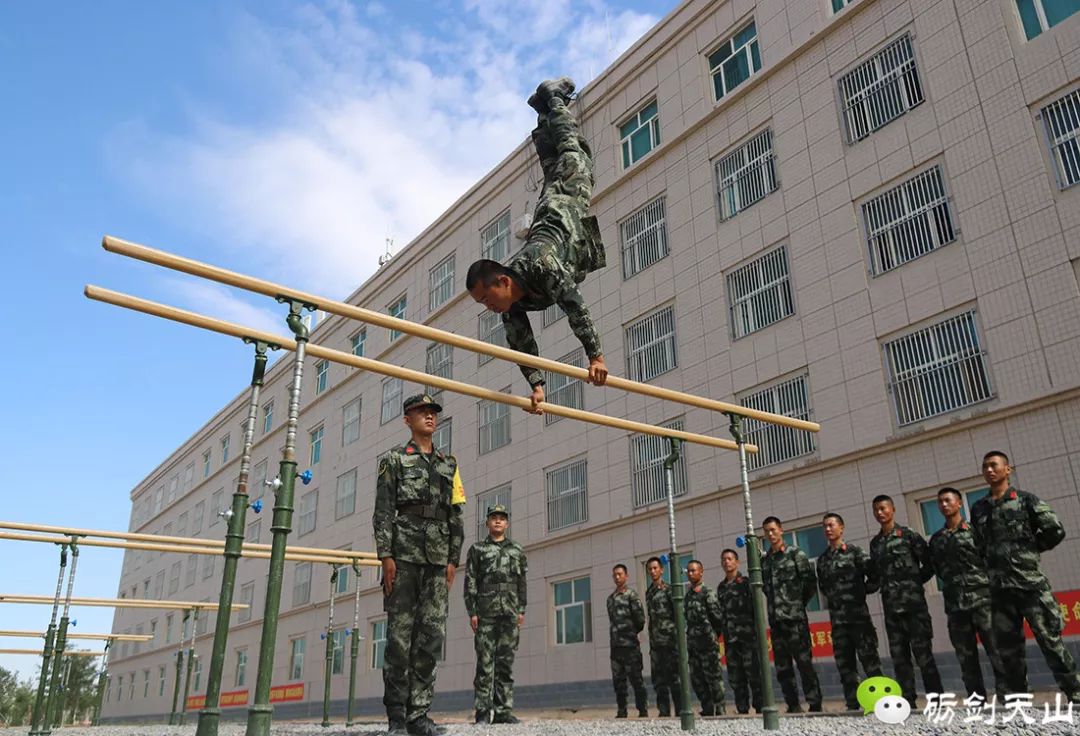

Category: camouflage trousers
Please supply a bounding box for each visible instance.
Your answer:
[830,619,883,709]
[610,645,648,713]
[883,607,943,706]
[687,637,725,713]
[991,587,1080,699]
[725,638,762,714]
[770,619,821,709]
[947,604,1005,699]
[383,561,448,723]
[649,642,682,715]
[473,615,520,716]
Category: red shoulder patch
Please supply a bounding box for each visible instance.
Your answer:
[841,543,847,552]
[895,529,903,538]
[1009,490,1017,500]
[405,446,415,455]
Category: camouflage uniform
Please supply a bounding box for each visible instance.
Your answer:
[373,411,465,727]
[815,542,883,710]
[504,94,606,389]
[684,584,726,715]
[970,488,1080,701]
[606,587,648,716]
[464,517,527,720]
[928,520,1006,698]
[870,524,943,706]
[645,581,682,716]
[716,573,762,714]
[761,544,822,711]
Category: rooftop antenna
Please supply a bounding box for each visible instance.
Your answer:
[377,237,394,267]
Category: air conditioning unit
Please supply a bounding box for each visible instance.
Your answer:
[513,212,533,240]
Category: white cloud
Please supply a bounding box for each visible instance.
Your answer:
[164,277,283,337]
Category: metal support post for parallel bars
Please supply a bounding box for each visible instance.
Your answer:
[42,540,79,735]
[91,639,110,726]
[346,561,362,727]
[663,440,695,732]
[180,608,198,725]
[169,644,184,724]
[29,543,67,735]
[321,566,338,727]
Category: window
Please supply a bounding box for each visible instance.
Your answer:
[478,390,511,454]
[543,350,585,425]
[221,435,231,464]
[177,511,188,538]
[543,303,564,327]
[203,450,211,478]
[335,469,357,520]
[863,165,957,275]
[546,458,588,531]
[429,254,455,311]
[262,400,274,434]
[252,460,268,497]
[350,328,367,357]
[158,666,167,696]
[143,669,150,698]
[381,377,403,424]
[741,374,816,470]
[918,486,990,587]
[315,360,329,395]
[246,519,261,543]
[645,552,695,586]
[342,398,361,445]
[831,0,855,11]
[202,554,215,580]
[620,197,668,279]
[182,463,194,493]
[106,677,112,703]
[1040,88,1080,189]
[781,526,828,611]
[370,620,388,669]
[625,305,677,382]
[477,485,512,541]
[425,342,453,396]
[478,311,508,366]
[309,425,324,466]
[192,501,205,535]
[143,579,150,599]
[234,649,247,687]
[128,674,135,700]
[154,486,164,514]
[167,561,181,595]
[335,564,351,595]
[150,619,158,646]
[839,35,924,143]
[481,211,511,262]
[165,614,174,644]
[293,562,313,606]
[553,576,592,645]
[432,417,452,453]
[331,630,347,675]
[210,489,224,526]
[884,310,992,425]
[387,294,407,342]
[185,554,198,588]
[289,638,305,680]
[620,100,660,168]
[630,419,689,508]
[193,658,202,691]
[726,246,794,339]
[709,20,761,101]
[154,570,165,598]
[238,581,254,623]
[717,129,777,220]
[298,491,318,536]
[1016,0,1080,39]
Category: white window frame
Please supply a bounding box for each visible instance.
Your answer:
[741,374,816,470]
[543,350,585,426]
[185,554,198,588]
[620,197,669,279]
[370,619,388,669]
[625,305,678,382]
[630,418,689,508]
[235,649,247,687]
[331,629,347,675]
[262,400,274,434]
[309,424,324,465]
[428,254,456,311]
[202,450,211,478]
[425,342,453,396]
[726,245,794,339]
[553,576,592,645]
[716,129,777,221]
[432,417,452,454]
[478,389,511,454]
[546,458,588,532]
[1015,0,1080,39]
[298,491,318,537]
[221,434,230,464]
[335,469,357,520]
[1039,88,1080,190]
[839,35,924,143]
[862,165,957,275]
[167,561,181,595]
[381,377,403,424]
[289,637,305,680]
[292,562,312,607]
[831,0,855,13]
[708,20,761,102]
[350,328,367,357]
[342,397,361,445]
[387,294,407,342]
[209,489,224,527]
[315,360,329,395]
[238,581,254,623]
[481,211,512,262]
[478,311,508,366]
[619,100,661,168]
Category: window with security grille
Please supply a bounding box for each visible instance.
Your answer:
[387,294,407,342]
[477,484,511,540]
[620,197,668,279]
[335,469,357,519]
[625,305,677,382]
[543,303,564,327]
[342,398,361,445]
[620,100,660,168]
[630,419,688,508]
[370,620,388,669]
[262,400,274,434]
[863,165,956,274]
[478,390,511,454]
[478,311,508,366]
[709,21,761,101]
[381,377,403,424]
[1040,88,1080,189]
[432,417,452,454]
[292,563,312,607]
[481,211,512,261]
[429,254,455,311]
[238,582,254,623]
[726,246,794,338]
[315,360,329,395]
[741,374,816,470]
[546,458,588,531]
[309,425,323,466]
[426,342,453,396]
[350,328,366,357]
[298,491,318,536]
[716,129,777,220]
[553,576,592,645]
[839,35,924,143]
[289,638,305,680]
[883,310,993,426]
[1016,0,1080,39]
[544,349,585,425]
[331,630,347,675]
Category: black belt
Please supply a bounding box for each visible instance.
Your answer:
[398,504,448,522]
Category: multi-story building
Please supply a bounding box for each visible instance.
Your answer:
[101,0,1080,721]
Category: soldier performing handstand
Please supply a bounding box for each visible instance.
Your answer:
[466,77,607,414]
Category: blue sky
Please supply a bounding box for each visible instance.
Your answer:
[0,0,664,679]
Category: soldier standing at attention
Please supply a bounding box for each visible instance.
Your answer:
[760,517,822,713]
[464,504,527,725]
[716,549,761,714]
[373,394,466,736]
[644,556,681,717]
[684,560,726,716]
[869,495,943,708]
[970,451,1080,702]
[606,564,649,718]
[816,512,884,711]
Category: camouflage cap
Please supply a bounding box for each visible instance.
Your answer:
[486,503,510,519]
[402,393,443,415]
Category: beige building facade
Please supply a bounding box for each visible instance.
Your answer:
[102,0,1080,721]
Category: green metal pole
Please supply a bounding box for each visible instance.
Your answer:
[345,561,362,728]
[321,566,339,727]
[169,647,184,725]
[29,543,68,736]
[245,299,312,736]
[197,340,275,736]
[91,640,110,726]
[180,608,199,725]
[55,657,73,728]
[728,414,779,731]
[43,541,79,736]
[663,440,695,732]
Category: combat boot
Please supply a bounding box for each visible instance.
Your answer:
[474,709,491,725]
[785,702,803,714]
[615,709,628,718]
[406,716,446,736]
[808,702,822,713]
[637,707,649,717]
[388,707,408,735]
[492,713,520,724]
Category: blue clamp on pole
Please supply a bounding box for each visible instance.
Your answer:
[249,499,263,514]
[298,470,313,485]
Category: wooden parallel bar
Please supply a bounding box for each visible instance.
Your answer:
[0,595,240,611]
[0,630,153,642]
